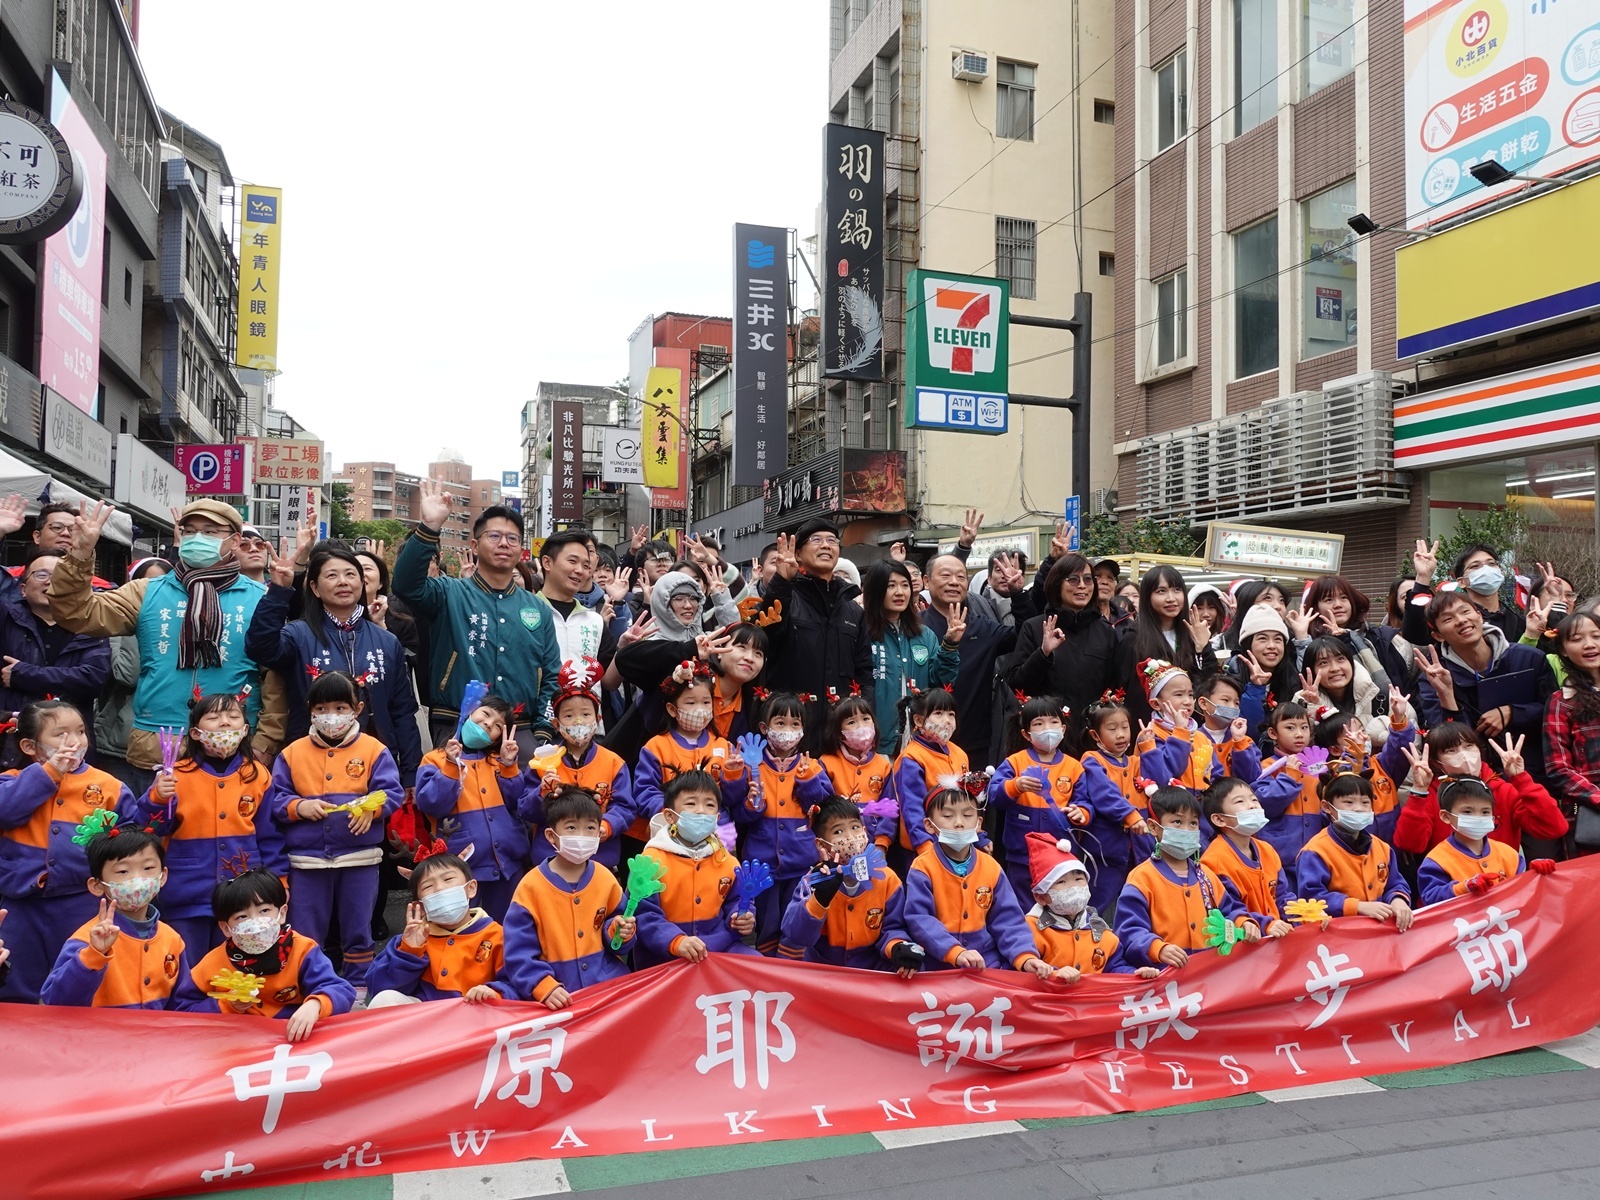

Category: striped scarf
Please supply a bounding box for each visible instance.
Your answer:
[175,559,242,670]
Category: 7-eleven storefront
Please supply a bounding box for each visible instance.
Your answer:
[1394,354,1600,588]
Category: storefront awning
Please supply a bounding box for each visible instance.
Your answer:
[0,447,133,546]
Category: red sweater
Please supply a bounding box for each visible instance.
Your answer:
[1392,766,1568,854]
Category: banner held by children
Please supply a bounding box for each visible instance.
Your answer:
[5,862,1598,1199]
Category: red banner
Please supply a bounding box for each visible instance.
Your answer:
[7,862,1600,1199]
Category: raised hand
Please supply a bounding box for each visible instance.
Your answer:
[499,730,520,767]
[1413,646,1455,706]
[771,533,798,581]
[1297,666,1321,704]
[889,540,907,562]
[1413,538,1439,582]
[1242,651,1272,687]
[958,508,984,549]
[1400,741,1433,792]
[1039,614,1065,655]
[1495,732,1526,777]
[944,604,968,645]
[605,566,633,603]
[1185,605,1213,648]
[1524,595,1554,640]
[268,538,297,588]
[618,610,655,647]
[1049,519,1072,560]
[1388,684,1410,726]
[367,593,389,628]
[1286,608,1313,640]
[0,494,25,537]
[1229,716,1249,742]
[294,522,318,565]
[401,902,428,948]
[417,478,453,530]
[989,551,1026,597]
[88,899,119,955]
[71,500,115,561]
[630,524,649,552]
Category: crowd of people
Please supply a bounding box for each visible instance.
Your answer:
[0,486,1594,1037]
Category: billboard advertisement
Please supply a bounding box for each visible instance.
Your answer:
[601,426,643,484]
[904,269,1010,434]
[821,124,884,381]
[37,70,106,417]
[175,444,247,495]
[1405,1,1600,227]
[236,186,283,370]
[731,223,789,485]
[550,399,584,524]
[648,347,690,510]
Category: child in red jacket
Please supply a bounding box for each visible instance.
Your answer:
[1393,723,1567,855]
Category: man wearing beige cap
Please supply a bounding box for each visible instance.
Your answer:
[47,498,285,790]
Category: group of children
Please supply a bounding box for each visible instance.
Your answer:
[0,615,1560,1031]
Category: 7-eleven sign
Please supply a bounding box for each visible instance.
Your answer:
[906,269,1010,434]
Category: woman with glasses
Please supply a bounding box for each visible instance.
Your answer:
[862,559,963,755]
[1005,554,1121,755]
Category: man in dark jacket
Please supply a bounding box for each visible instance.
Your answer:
[0,550,110,766]
[761,519,875,747]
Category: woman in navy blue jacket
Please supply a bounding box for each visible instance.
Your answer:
[245,544,423,787]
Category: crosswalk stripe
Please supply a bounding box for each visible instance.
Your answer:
[1259,1078,1386,1103]
[392,1158,571,1198]
[1541,1029,1600,1068]
[872,1120,1027,1150]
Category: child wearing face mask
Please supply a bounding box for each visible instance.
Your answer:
[1296,773,1413,931]
[367,846,508,1005]
[989,695,1089,900]
[634,666,735,845]
[818,695,894,847]
[134,692,284,955]
[1114,787,1261,970]
[777,795,921,973]
[522,659,633,874]
[902,786,1053,977]
[1249,702,1324,889]
[888,688,970,856]
[1307,690,1419,846]
[267,670,402,998]
[416,691,529,922]
[501,786,634,1008]
[189,869,354,1040]
[0,699,135,1003]
[1075,696,1155,917]
[1194,674,1261,782]
[634,770,758,968]
[1416,777,1549,906]
[723,692,831,952]
[40,815,206,1009]
[1392,723,1567,858]
[1023,832,1154,982]
[1200,778,1295,936]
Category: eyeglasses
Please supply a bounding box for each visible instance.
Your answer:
[478,531,522,547]
[1062,573,1094,586]
[41,522,74,534]
[804,536,841,549]
[238,535,269,546]
[179,525,231,538]
[26,570,52,581]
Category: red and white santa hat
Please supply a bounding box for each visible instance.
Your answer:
[1138,657,1187,702]
[1026,831,1088,894]
[554,656,603,711]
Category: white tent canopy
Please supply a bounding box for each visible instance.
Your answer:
[0,447,134,546]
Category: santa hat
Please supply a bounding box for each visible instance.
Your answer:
[1237,604,1290,644]
[1026,831,1087,894]
[1187,583,1227,611]
[1138,658,1187,701]
[554,656,603,711]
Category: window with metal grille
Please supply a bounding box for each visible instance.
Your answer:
[996,217,1037,300]
[997,61,1036,141]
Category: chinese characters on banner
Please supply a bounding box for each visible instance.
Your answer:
[175,444,246,495]
[550,400,584,524]
[235,187,283,371]
[37,69,106,417]
[2,862,1596,1199]
[648,347,690,510]
[642,366,682,489]
[252,438,325,485]
[732,223,789,486]
[821,124,884,381]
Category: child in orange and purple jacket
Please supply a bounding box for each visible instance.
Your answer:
[722,692,832,951]
[40,815,206,1010]
[634,665,735,842]
[188,869,354,1040]
[889,688,970,855]
[0,699,136,1003]
[522,658,633,874]
[367,847,508,1005]
[415,692,530,921]
[989,694,1088,899]
[1075,696,1154,916]
[635,770,759,968]
[1296,773,1413,930]
[1193,674,1262,783]
[135,691,282,955]
[817,694,894,846]
[1249,702,1323,889]
[501,787,633,1007]
[1023,831,1152,982]
[1416,776,1547,907]
[1200,777,1296,935]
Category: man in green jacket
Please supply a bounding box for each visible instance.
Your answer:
[393,479,560,746]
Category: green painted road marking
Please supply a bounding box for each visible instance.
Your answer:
[561,1133,881,1192]
[1368,1045,1590,1089]
[159,1179,393,1200]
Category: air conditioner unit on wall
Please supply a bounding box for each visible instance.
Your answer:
[952,50,989,82]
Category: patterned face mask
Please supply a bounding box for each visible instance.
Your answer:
[841,726,877,752]
[559,724,596,745]
[103,875,161,913]
[675,707,713,734]
[195,727,248,757]
[312,713,358,742]
[766,728,804,754]
[230,913,282,955]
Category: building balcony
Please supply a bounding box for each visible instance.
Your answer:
[1133,372,1410,525]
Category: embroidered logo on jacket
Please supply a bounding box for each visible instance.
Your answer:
[475,939,495,963]
[273,985,301,1005]
[975,886,994,911]
[163,953,179,980]
[345,758,366,779]
[520,607,543,630]
[866,906,884,931]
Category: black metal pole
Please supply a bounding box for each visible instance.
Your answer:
[1071,290,1092,525]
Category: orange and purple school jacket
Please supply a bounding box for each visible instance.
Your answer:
[723,751,831,878]
[1114,857,1252,965]
[41,907,206,1009]
[267,733,402,868]
[1295,826,1409,916]
[189,932,355,1018]
[1250,754,1323,880]
[1201,833,1295,925]
[415,749,530,882]
[988,748,1087,896]
[1136,722,1230,792]
[633,822,744,968]
[1418,835,1523,907]
[1025,907,1131,974]
[1075,750,1152,869]
[891,734,970,851]
[367,910,509,999]
[131,757,285,917]
[778,865,910,970]
[820,749,893,841]
[501,859,632,1001]
[0,762,134,899]
[520,741,633,869]
[902,844,1037,969]
[632,729,734,839]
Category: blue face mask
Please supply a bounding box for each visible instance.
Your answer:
[459,719,493,751]
[936,827,981,849]
[178,533,224,568]
[674,811,717,844]
[1159,827,1202,858]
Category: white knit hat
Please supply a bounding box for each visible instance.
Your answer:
[1237,604,1290,643]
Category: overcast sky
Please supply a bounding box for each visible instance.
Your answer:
[137,1,827,480]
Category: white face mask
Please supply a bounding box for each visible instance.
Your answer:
[1231,808,1269,837]
[556,835,600,865]
[1046,884,1090,917]
[1455,814,1496,840]
[766,728,803,754]
[1029,728,1064,754]
[1334,809,1374,833]
[421,885,470,927]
